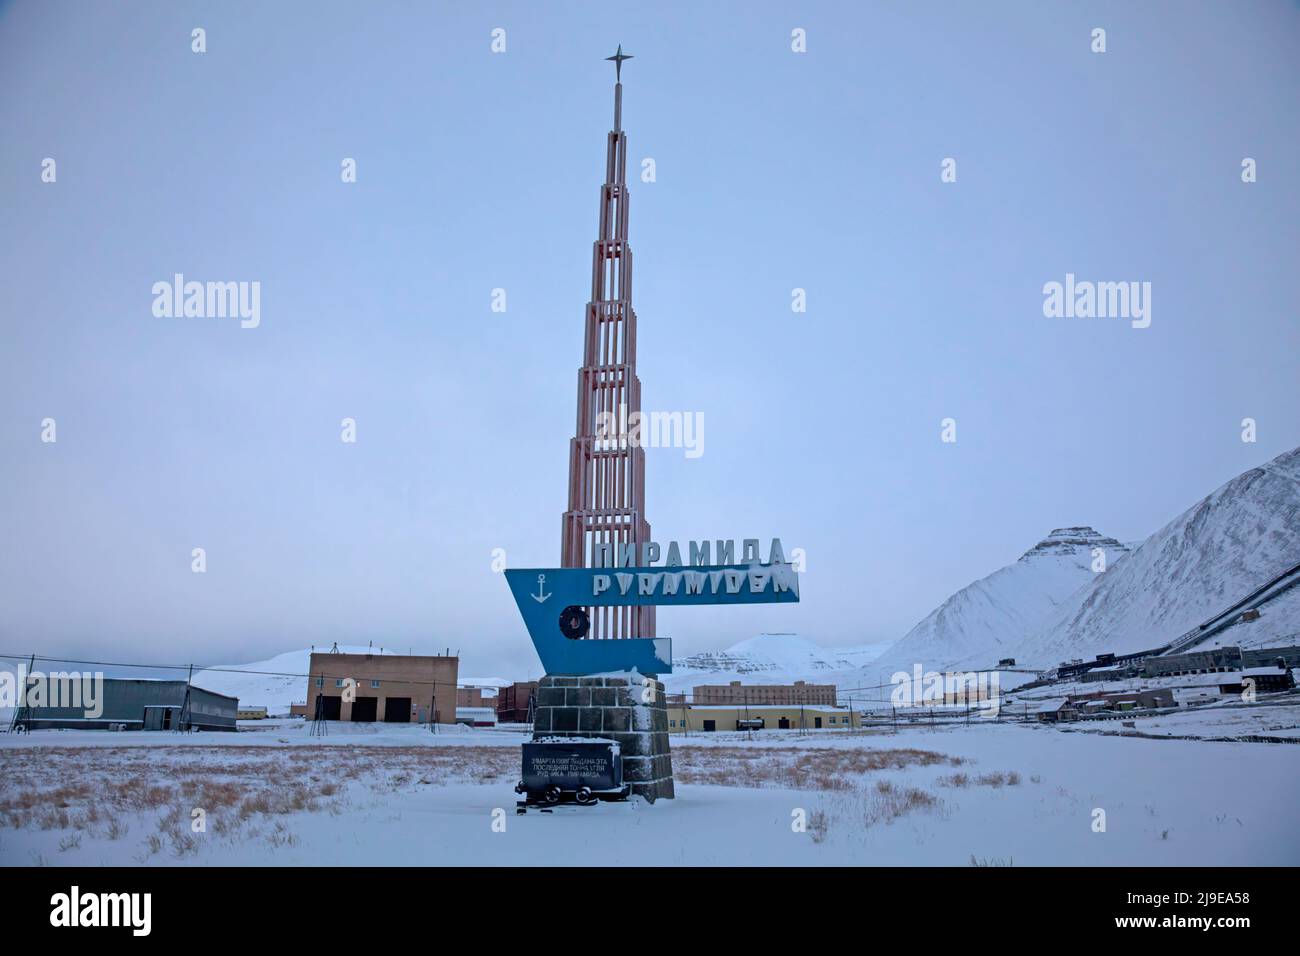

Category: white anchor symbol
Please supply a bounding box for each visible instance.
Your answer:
[532,573,551,604]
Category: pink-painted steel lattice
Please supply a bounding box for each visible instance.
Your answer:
[560,67,656,642]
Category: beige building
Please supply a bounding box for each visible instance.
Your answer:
[668,702,860,733]
[692,680,837,707]
[456,686,497,708]
[305,651,458,724]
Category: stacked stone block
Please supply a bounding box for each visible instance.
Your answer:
[532,672,674,802]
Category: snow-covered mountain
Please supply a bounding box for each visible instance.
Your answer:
[868,447,1300,677]
[664,634,891,695]
[193,645,397,714]
[1200,584,1300,651]
[1013,446,1300,664]
[869,528,1129,676]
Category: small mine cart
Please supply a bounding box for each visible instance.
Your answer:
[516,737,629,808]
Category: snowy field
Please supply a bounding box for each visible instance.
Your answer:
[2,719,1297,867]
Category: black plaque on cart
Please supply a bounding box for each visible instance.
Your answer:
[517,738,628,805]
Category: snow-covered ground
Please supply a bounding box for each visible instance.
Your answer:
[3,720,1296,866]
[1002,676,1300,738]
[1197,583,1300,651]
[883,676,1300,741]
[1053,701,1300,741]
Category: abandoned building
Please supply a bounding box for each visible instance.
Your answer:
[16,677,237,732]
[305,651,459,724]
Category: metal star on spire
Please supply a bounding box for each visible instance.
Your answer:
[606,45,633,82]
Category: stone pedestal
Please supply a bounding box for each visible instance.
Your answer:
[532,672,674,802]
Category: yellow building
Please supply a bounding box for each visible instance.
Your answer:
[667,703,860,733]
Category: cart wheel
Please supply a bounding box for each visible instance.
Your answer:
[542,784,562,805]
[575,786,595,806]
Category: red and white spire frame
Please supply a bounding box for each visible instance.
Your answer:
[561,49,656,641]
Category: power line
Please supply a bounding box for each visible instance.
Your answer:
[0,652,464,691]
[0,650,925,707]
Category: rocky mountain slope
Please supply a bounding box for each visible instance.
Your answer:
[869,528,1129,676]
[664,634,891,696]
[1015,446,1300,664]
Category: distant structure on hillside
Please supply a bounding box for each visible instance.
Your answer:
[692,680,837,707]
[1218,666,1295,696]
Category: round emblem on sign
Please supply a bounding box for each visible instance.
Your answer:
[559,605,590,640]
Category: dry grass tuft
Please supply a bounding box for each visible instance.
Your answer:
[674,745,961,792]
[808,810,829,843]
[940,770,1021,789]
[864,780,941,827]
[0,742,519,861]
[104,817,128,840]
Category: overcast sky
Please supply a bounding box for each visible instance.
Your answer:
[2,1,1297,679]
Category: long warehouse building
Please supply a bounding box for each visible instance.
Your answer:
[18,677,238,731]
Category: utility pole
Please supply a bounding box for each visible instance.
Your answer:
[310,674,328,737]
[7,654,36,734]
[176,663,194,733]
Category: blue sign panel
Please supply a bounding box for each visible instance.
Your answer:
[505,563,800,676]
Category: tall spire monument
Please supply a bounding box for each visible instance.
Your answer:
[522,47,675,804]
[504,48,797,805]
[560,46,656,643]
